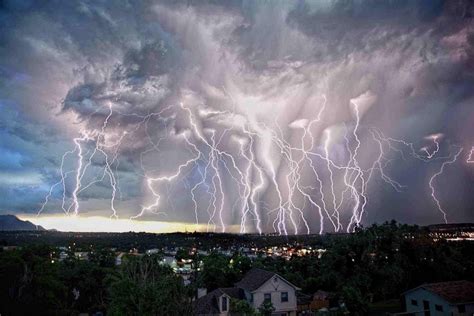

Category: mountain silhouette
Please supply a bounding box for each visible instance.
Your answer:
[0,215,45,231]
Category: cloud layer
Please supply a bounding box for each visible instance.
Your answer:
[1,0,473,233]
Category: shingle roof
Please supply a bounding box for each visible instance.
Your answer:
[296,292,312,305]
[313,290,332,300]
[407,281,474,304]
[194,293,220,316]
[194,287,245,315]
[195,268,301,314]
[423,281,474,304]
[234,268,276,292]
[219,287,245,299]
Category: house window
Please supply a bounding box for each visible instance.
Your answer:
[423,300,430,316]
[221,296,228,311]
[250,293,253,303]
[411,299,418,306]
[458,305,466,313]
[264,293,271,303]
[281,291,289,302]
[434,304,443,312]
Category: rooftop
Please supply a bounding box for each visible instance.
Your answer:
[234,268,276,292]
[409,280,474,304]
[194,287,244,315]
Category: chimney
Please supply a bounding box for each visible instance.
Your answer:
[197,288,207,298]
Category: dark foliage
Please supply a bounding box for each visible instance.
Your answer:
[0,221,473,315]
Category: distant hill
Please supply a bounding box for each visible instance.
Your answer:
[0,215,45,231]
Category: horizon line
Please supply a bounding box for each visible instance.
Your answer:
[7,214,472,235]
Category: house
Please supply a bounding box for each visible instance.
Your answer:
[297,290,339,315]
[195,268,300,316]
[195,288,245,316]
[235,268,300,315]
[296,292,312,314]
[59,251,68,261]
[146,248,160,255]
[160,255,177,268]
[74,251,89,261]
[115,252,126,265]
[402,280,474,315]
[309,290,333,311]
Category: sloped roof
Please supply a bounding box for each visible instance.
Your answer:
[194,293,220,316]
[313,290,333,300]
[234,268,276,291]
[296,292,312,305]
[234,268,300,292]
[219,287,245,299]
[406,281,474,304]
[194,287,245,315]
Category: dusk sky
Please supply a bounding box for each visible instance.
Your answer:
[1,0,473,233]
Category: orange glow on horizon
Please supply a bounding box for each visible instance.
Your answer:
[18,215,237,233]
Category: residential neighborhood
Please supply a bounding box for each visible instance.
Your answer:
[401,281,474,316]
[196,268,300,316]
[1,222,474,315]
[2,0,474,315]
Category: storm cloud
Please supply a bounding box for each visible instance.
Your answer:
[1,0,473,233]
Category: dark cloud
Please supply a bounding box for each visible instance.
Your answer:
[0,0,473,232]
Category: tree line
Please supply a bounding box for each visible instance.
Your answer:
[0,221,473,315]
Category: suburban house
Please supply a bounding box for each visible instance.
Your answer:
[195,268,300,316]
[297,290,338,315]
[402,280,474,315]
[195,288,245,316]
[309,290,334,311]
[296,292,312,314]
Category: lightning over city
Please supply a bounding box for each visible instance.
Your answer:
[3,3,474,316]
[1,0,474,234]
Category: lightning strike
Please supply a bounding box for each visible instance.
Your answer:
[428,147,463,223]
[38,98,471,235]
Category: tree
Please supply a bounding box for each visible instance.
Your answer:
[258,301,275,316]
[341,285,369,315]
[0,245,65,316]
[230,299,258,316]
[59,258,111,314]
[88,247,115,268]
[230,253,252,275]
[176,247,191,261]
[198,252,232,290]
[108,255,192,316]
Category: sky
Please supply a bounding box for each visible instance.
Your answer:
[1,0,473,234]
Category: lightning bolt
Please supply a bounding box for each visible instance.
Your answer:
[428,147,463,223]
[39,92,470,235]
[39,103,147,218]
[420,134,441,159]
[467,147,474,163]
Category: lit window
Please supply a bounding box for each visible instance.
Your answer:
[281,292,288,302]
[221,296,228,311]
[435,304,443,312]
[411,299,418,306]
[264,293,271,302]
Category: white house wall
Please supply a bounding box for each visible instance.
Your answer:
[250,275,297,315]
[405,288,474,316]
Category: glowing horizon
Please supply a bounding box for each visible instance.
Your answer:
[18,215,232,234]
